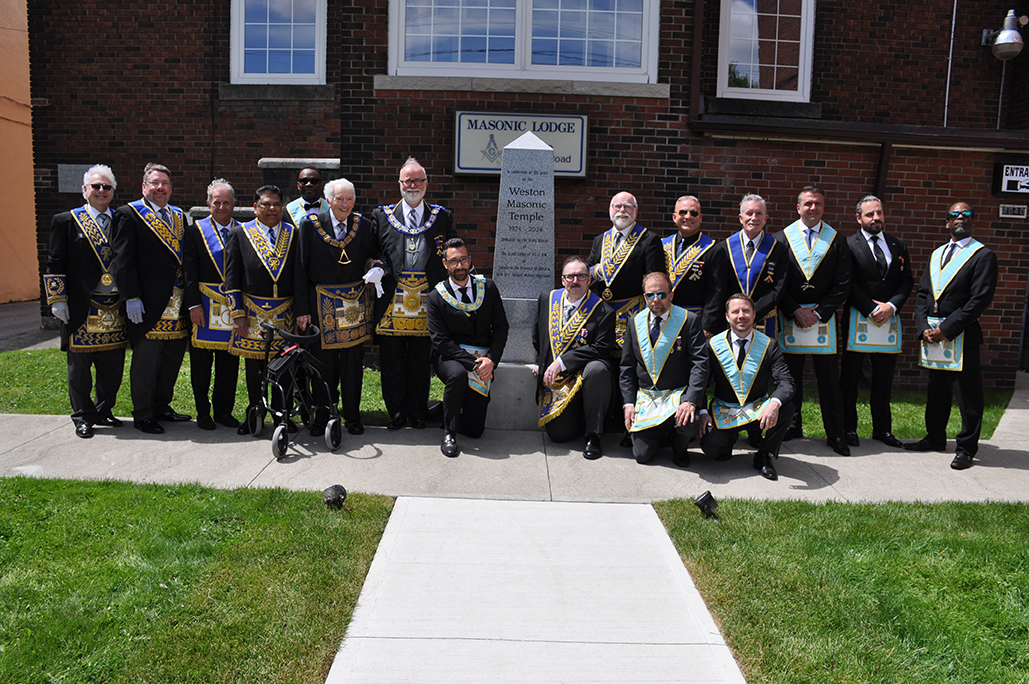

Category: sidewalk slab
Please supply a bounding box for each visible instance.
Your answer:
[325,497,745,684]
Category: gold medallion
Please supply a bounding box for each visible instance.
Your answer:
[602,287,613,301]
[338,248,351,265]
[100,273,114,286]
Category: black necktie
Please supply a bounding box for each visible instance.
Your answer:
[220,225,230,244]
[614,232,624,250]
[159,207,170,227]
[870,234,887,277]
[942,242,957,267]
[649,314,661,346]
[805,228,816,250]
[460,286,471,304]
[268,226,276,246]
[745,239,755,259]
[97,213,110,239]
[736,338,747,368]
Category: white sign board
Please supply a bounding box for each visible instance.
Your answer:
[454,111,587,177]
[999,204,1028,219]
[1001,165,1029,193]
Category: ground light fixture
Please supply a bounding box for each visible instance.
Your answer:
[694,491,719,520]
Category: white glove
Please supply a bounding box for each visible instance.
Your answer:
[51,301,70,324]
[363,266,386,298]
[126,298,145,324]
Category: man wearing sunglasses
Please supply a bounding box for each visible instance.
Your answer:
[285,167,326,228]
[372,157,457,430]
[427,238,508,457]
[909,202,997,469]
[531,256,616,460]
[662,195,722,338]
[619,272,709,466]
[44,165,128,439]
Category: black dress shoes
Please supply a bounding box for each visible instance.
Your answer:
[410,418,427,429]
[872,431,905,448]
[843,431,860,447]
[583,433,603,460]
[950,452,975,470]
[827,437,851,456]
[75,422,94,438]
[783,426,803,442]
[309,424,325,437]
[753,451,777,480]
[672,450,690,468]
[134,419,165,434]
[96,415,123,427]
[346,421,365,435]
[387,415,406,430]
[237,423,251,436]
[214,414,240,428]
[157,408,191,422]
[197,415,216,431]
[905,437,946,452]
[441,432,459,457]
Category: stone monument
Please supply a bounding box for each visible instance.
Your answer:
[487,132,555,430]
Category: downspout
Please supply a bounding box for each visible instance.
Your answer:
[688,0,705,125]
[943,0,959,127]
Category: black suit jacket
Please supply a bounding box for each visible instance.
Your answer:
[587,225,665,302]
[664,232,724,333]
[372,201,456,325]
[619,306,709,407]
[707,331,794,407]
[532,290,615,395]
[427,278,509,370]
[914,242,997,347]
[775,222,852,323]
[710,232,790,333]
[183,218,235,311]
[47,207,117,344]
[110,200,188,344]
[846,231,914,321]
[223,222,309,315]
[299,209,379,318]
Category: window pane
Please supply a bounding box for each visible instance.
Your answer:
[560,11,586,38]
[774,66,798,89]
[269,0,291,23]
[615,12,640,40]
[559,38,585,65]
[534,9,559,38]
[434,7,460,35]
[535,0,559,8]
[295,0,316,23]
[779,16,800,42]
[588,39,613,66]
[407,6,432,32]
[491,8,516,36]
[562,0,586,11]
[488,36,515,62]
[614,39,639,68]
[616,0,640,12]
[589,0,614,10]
[269,24,291,49]
[433,35,460,60]
[294,24,316,48]
[462,8,489,34]
[588,11,614,40]
[464,0,488,7]
[245,25,268,49]
[293,50,315,72]
[532,37,558,64]
[269,50,292,72]
[407,34,433,60]
[776,40,799,67]
[245,0,269,23]
[462,35,488,61]
[245,50,267,73]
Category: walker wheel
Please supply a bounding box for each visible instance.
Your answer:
[272,424,289,459]
[325,419,343,451]
[248,405,265,438]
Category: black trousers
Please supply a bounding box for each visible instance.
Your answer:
[631,412,702,462]
[841,350,898,435]
[700,400,796,459]
[67,347,125,426]
[543,359,611,443]
[188,344,239,419]
[925,343,983,456]
[379,335,431,421]
[436,358,490,437]
[785,352,844,438]
[314,343,364,424]
[129,336,187,421]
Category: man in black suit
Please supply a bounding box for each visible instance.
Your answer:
[44,164,127,438]
[285,167,327,228]
[372,157,456,430]
[587,191,665,353]
[699,294,795,480]
[662,195,722,337]
[908,202,998,469]
[840,196,913,449]
[426,238,509,457]
[774,185,852,455]
[224,185,311,434]
[531,256,615,460]
[110,163,192,434]
[619,272,708,466]
[300,178,381,436]
[183,179,241,431]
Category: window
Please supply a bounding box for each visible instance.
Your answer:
[717,0,814,102]
[231,0,327,85]
[388,0,660,83]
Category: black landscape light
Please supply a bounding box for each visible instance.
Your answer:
[694,491,719,520]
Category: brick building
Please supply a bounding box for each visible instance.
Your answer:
[29,0,1029,389]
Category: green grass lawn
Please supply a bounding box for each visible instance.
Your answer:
[0,348,1011,440]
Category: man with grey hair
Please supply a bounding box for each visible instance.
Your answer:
[662,195,722,337]
[44,164,127,438]
[111,162,192,434]
[372,157,456,430]
[183,179,241,430]
[840,195,913,449]
[299,177,382,436]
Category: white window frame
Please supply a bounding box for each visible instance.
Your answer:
[716,0,814,102]
[387,0,660,84]
[230,0,328,85]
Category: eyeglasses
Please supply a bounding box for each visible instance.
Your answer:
[947,210,974,219]
[146,180,170,188]
[400,178,428,186]
[644,292,668,300]
[611,203,637,211]
[446,256,471,266]
[299,178,322,185]
[89,183,114,191]
[562,273,589,281]
[676,209,700,217]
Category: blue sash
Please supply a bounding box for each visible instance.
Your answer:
[590,223,649,292]
[634,305,687,386]
[196,217,234,280]
[782,220,835,286]
[663,233,714,291]
[929,240,984,302]
[727,231,776,297]
[286,198,324,228]
[129,199,183,264]
[537,289,604,426]
[72,206,116,283]
[709,331,771,430]
[241,220,293,290]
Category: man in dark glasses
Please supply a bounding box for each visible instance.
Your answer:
[619,272,708,467]
[909,202,997,470]
[44,165,127,439]
[285,167,326,227]
[662,195,722,338]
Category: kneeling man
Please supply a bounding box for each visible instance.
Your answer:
[620,272,708,466]
[427,238,509,457]
[700,294,795,480]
